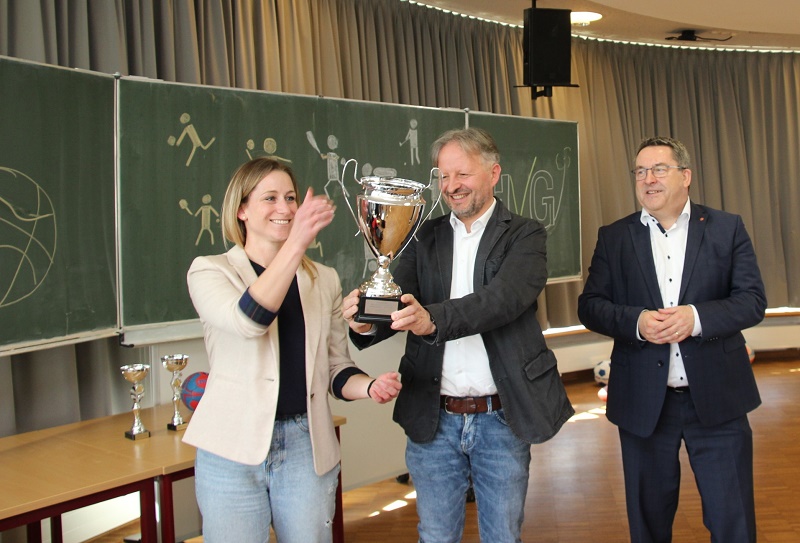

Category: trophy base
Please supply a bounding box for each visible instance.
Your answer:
[124,430,151,440]
[356,295,403,323]
[167,422,188,431]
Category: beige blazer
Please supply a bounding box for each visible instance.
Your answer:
[183,245,357,474]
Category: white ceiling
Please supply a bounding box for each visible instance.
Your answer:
[421,0,800,50]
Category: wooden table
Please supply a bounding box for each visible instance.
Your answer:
[0,414,161,542]
[0,404,347,543]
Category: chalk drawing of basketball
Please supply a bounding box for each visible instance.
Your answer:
[0,167,57,307]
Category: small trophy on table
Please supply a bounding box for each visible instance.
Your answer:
[161,354,189,431]
[120,364,151,440]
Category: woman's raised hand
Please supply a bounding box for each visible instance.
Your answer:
[289,187,335,248]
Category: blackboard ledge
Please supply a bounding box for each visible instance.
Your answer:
[545,274,582,285]
[120,320,203,347]
[1,328,119,357]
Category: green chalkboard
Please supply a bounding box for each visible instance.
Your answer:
[0,58,580,352]
[0,57,117,351]
[117,78,580,336]
[469,112,581,281]
[117,79,464,329]
[0,62,579,349]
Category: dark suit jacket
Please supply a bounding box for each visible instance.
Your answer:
[352,199,574,444]
[577,202,766,438]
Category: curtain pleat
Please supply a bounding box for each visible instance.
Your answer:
[124,1,159,78]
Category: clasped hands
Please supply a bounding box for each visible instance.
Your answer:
[342,290,436,337]
[638,305,695,344]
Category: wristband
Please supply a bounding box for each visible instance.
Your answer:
[366,379,377,398]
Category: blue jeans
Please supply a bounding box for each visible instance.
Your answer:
[194,414,340,543]
[406,406,532,543]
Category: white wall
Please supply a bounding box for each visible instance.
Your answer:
[741,315,800,352]
[546,314,800,374]
[331,334,410,490]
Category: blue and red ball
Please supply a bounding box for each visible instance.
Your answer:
[181,371,208,412]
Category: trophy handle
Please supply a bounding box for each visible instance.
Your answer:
[339,158,361,232]
[414,167,443,240]
[398,168,438,250]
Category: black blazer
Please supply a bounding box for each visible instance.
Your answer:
[578,202,766,437]
[352,199,574,444]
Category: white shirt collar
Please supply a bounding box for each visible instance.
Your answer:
[449,198,497,233]
[640,198,692,230]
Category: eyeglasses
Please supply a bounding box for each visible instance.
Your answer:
[631,164,686,181]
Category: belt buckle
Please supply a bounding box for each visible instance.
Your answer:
[443,397,453,414]
[442,396,457,415]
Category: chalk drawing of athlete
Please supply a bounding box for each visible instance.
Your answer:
[399,119,420,166]
[306,131,348,200]
[308,237,324,258]
[179,194,220,245]
[361,163,398,179]
[168,113,216,167]
[245,137,292,163]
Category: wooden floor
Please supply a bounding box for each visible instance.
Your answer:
[89,352,800,542]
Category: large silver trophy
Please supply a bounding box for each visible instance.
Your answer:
[340,159,439,323]
[120,364,151,440]
[161,354,189,431]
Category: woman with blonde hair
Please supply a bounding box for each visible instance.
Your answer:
[184,157,401,542]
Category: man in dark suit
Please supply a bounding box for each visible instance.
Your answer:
[578,136,766,543]
[344,127,574,542]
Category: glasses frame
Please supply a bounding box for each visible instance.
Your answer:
[631,164,686,181]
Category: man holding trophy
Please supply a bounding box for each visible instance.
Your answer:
[343,127,574,542]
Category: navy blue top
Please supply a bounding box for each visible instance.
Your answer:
[238,261,365,416]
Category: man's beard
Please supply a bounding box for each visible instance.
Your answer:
[447,191,489,221]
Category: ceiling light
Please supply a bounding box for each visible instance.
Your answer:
[571,12,602,26]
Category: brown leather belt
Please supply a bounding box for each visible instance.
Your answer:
[440,394,502,414]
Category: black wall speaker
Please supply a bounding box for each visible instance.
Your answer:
[523,8,572,87]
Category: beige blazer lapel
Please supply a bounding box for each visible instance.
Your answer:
[298,268,322,390]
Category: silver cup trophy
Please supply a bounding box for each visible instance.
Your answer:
[161,354,189,431]
[340,159,439,323]
[120,364,151,440]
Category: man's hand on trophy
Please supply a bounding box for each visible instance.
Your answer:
[343,289,374,334]
[391,294,436,337]
[288,187,335,249]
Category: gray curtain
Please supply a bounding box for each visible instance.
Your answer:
[1,0,798,437]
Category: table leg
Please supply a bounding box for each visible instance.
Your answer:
[159,467,196,543]
[333,426,344,543]
[139,480,158,542]
[50,516,62,543]
[159,475,175,543]
[26,522,42,543]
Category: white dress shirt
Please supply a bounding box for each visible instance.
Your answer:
[440,199,498,397]
[640,198,703,387]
